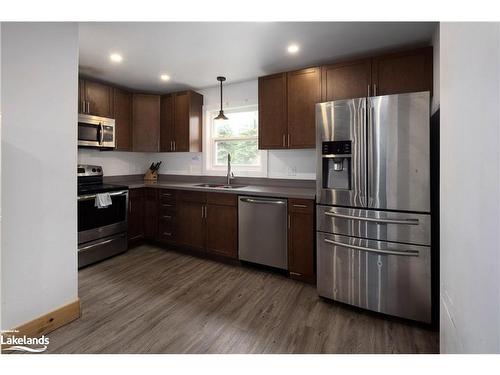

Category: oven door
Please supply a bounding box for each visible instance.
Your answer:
[78,190,128,244]
[78,113,115,148]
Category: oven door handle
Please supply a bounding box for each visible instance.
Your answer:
[78,190,128,201]
[324,238,419,257]
[324,211,419,225]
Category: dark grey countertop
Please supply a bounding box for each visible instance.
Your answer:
[112,178,316,200]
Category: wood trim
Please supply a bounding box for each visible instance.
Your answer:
[4,299,80,343]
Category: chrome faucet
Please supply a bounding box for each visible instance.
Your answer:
[226,153,234,185]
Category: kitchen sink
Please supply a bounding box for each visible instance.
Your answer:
[194,183,246,189]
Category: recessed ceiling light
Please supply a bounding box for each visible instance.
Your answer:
[287,44,299,54]
[110,53,123,63]
[160,74,171,81]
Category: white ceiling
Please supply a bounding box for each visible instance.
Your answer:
[79,22,437,93]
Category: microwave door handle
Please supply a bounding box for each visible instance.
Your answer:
[99,122,104,145]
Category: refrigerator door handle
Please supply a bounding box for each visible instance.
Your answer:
[324,211,419,225]
[367,101,375,207]
[323,238,419,257]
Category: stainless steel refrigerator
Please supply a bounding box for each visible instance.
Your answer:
[316,91,431,323]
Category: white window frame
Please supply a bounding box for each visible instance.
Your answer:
[203,104,267,177]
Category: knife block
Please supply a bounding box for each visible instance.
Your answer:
[144,169,158,182]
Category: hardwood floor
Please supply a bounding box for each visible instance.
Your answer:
[45,245,439,354]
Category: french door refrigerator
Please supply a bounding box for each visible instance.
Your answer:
[316,91,431,323]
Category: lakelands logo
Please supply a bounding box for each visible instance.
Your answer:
[1,330,49,353]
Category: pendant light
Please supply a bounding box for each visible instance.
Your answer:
[214,76,228,120]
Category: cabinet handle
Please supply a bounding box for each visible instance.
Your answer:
[293,204,308,208]
[86,101,90,113]
[162,215,172,219]
[162,204,173,208]
[81,100,85,113]
[161,193,172,197]
[282,134,286,148]
[367,84,371,97]
[173,140,176,151]
[288,214,291,229]
[289,271,302,277]
[373,84,377,96]
[163,232,172,237]
[287,134,290,148]
[170,140,173,151]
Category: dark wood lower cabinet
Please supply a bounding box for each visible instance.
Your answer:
[177,191,206,251]
[128,188,145,242]
[288,198,315,284]
[206,193,238,259]
[144,188,158,240]
[127,188,314,284]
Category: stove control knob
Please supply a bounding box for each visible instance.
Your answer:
[92,168,96,172]
[97,168,101,173]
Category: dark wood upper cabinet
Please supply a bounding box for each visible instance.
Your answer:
[160,90,203,152]
[80,79,113,117]
[258,73,287,149]
[132,94,160,152]
[160,94,174,152]
[321,59,372,101]
[113,87,132,151]
[288,199,315,284]
[372,47,433,96]
[287,67,321,148]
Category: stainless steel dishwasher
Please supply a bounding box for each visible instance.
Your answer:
[238,196,288,269]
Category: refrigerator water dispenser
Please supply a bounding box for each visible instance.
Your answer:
[322,141,351,190]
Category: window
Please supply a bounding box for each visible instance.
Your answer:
[204,105,267,176]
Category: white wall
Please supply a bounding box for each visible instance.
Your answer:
[440,22,500,353]
[78,79,316,179]
[1,23,79,329]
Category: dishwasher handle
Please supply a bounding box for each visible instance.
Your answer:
[240,197,286,205]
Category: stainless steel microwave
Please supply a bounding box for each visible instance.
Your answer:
[78,113,115,149]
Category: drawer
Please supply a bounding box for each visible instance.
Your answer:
[206,192,237,206]
[317,205,431,246]
[159,189,177,204]
[317,232,431,323]
[158,210,175,222]
[159,201,176,213]
[288,198,314,214]
[179,190,206,203]
[158,220,176,243]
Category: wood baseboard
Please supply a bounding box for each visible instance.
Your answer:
[6,299,80,340]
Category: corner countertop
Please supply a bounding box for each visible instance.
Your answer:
[115,179,316,200]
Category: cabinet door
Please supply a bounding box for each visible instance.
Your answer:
[144,188,158,240]
[371,47,433,96]
[287,67,321,148]
[177,192,206,250]
[132,94,160,152]
[258,73,287,149]
[288,199,315,283]
[173,91,190,152]
[206,193,238,259]
[321,59,372,101]
[113,88,132,151]
[84,79,113,117]
[128,189,145,242]
[160,94,174,152]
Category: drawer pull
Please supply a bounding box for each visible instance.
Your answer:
[324,238,419,257]
[289,271,302,276]
[162,215,172,219]
[293,204,308,208]
[324,211,418,225]
[162,204,173,208]
[161,193,172,197]
[163,232,172,236]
